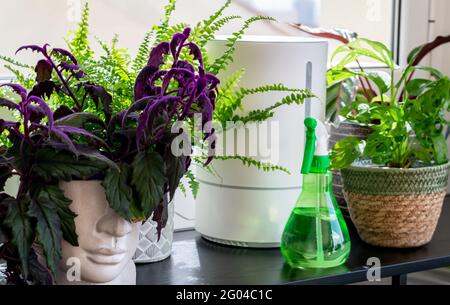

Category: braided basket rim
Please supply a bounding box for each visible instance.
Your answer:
[343,161,450,174]
[341,161,450,195]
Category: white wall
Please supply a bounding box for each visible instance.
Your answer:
[430,0,450,76]
[0,0,288,76]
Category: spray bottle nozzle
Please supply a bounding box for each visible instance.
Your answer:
[301,117,331,174]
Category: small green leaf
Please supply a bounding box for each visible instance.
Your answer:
[432,133,449,165]
[330,137,364,170]
[165,154,186,202]
[4,197,33,277]
[54,112,105,128]
[186,170,199,199]
[28,196,62,275]
[406,79,432,97]
[131,152,166,218]
[33,149,107,181]
[39,185,78,247]
[102,163,134,221]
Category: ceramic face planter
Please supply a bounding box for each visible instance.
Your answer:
[56,181,140,285]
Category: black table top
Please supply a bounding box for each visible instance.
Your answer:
[137,199,450,285]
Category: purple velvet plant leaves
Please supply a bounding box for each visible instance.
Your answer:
[29,81,59,99]
[125,28,219,237]
[148,42,170,68]
[83,84,113,121]
[16,44,47,55]
[51,48,78,65]
[35,60,53,82]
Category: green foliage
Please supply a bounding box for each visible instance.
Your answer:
[207,16,276,76]
[4,197,33,277]
[131,152,166,220]
[231,90,315,124]
[330,38,450,169]
[153,0,177,44]
[212,156,291,174]
[102,163,134,221]
[27,195,62,275]
[185,170,199,199]
[32,149,108,182]
[39,185,78,247]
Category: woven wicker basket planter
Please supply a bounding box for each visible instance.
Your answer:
[341,162,450,248]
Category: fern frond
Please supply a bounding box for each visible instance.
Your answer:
[178,181,187,197]
[212,156,291,174]
[207,16,276,75]
[195,15,242,65]
[232,90,315,123]
[3,65,35,89]
[132,31,155,73]
[240,84,310,96]
[185,170,200,199]
[214,69,246,124]
[68,2,92,59]
[197,15,243,48]
[202,0,232,30]
[0,55,33,69]
[153,0,177,44]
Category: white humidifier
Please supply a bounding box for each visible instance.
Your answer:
[195,36,328,248]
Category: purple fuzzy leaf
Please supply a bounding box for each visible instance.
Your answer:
[83,84,112,121]
[56,125,107,146]
[0,119,20,132]
[51,127,78,156]
[26,104,46,123]
[134,65,159,101]
[28,96,54,129]
[136,96,180,149]
[74,70,85,79]
[52,48,78,65]
[170,33,186,57]
[15,44,45,55]
[35,60,53,82]
[53,106,74,120]
[185,42,204,66]
[205,73,220,90]
[29,80,59,99]
[59,62,81,72]
[176,60,195,72]
[0,97,20,111]
[0,83,28,101]
[161,68,194,93]
[122,96,156,127]
[147,42,170,68]
[55,112,105,129]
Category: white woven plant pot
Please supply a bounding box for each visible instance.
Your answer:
[133,202,174,263]
[0,262,6,285]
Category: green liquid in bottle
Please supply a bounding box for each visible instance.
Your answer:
[281,173,351,269]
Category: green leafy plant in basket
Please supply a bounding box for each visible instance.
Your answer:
[327,37,450,169]
[317,36,450,248]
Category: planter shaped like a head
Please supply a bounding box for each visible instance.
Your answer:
[56,181,140,285]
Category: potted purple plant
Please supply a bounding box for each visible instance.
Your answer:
[0,28,219,284]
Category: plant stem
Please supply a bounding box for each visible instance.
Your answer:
[45,54,81,110]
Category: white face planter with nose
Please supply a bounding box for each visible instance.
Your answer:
[56,181,140,285]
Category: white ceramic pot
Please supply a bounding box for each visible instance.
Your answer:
[56,181,140,285]
[134,202,174,263]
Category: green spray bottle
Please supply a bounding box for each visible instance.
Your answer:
[281,117,351,269]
